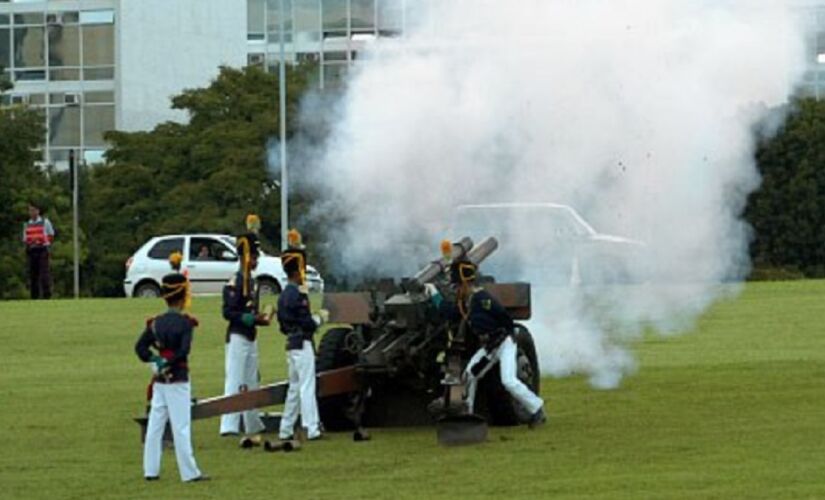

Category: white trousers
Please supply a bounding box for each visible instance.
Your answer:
[279,340,321,439]
[143,382,202,482]
[219,334,265,435]
[464,336,544,416]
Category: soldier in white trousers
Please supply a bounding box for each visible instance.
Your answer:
[220,228,270,445]
[135,273,208,482]
[277,229,324,441]
[431,257,546,427]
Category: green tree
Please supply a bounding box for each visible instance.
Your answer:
[84,65,315,296]
[748,98,825,277]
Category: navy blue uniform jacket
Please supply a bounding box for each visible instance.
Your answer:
[441,288,513,347]
[223,272,258,342]
[135,309,194,383]
[277,282,317,350]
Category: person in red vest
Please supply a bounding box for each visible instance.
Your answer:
[22,201,55,299]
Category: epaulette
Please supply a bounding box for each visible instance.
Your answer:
[183,313,199,327]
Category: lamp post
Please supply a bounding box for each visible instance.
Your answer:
[279,0,289,250]
[70,149,79,299]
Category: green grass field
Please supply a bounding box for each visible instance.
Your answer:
[1,281,824,499]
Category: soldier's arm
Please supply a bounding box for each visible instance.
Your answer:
[169,321,192,363]
[134,323,154,362]
[487,293,514,331]
[281,288,316,333]
[222,284,244,322]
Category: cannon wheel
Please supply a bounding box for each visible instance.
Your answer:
[316,327,359,431]
[482,324,541,426]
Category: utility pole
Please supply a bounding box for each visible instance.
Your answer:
[70,149,79,299]
[279,0,289,250]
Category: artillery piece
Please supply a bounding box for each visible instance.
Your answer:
[318,236,540,432]
[137,237,540,445]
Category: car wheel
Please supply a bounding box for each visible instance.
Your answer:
[134,281,161,298]
[257,278,281,296]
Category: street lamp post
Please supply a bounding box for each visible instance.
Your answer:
[279,0,289,250]
[70,149,79,299]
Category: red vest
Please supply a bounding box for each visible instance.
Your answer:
[25,220,51,247]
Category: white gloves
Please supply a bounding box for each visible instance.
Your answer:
[312,308,330,327]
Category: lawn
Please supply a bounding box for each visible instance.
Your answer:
[0,281,823,499]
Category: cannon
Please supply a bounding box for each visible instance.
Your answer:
[138,236,539,445]
[317,236,540,436]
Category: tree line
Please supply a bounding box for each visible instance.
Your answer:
[0,65,823,298]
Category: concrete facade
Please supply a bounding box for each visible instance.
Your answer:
[116,0,246,132]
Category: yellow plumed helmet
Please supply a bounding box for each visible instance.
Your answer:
[168,251,183,270]
[440,239,453,261]
[287,228,303,248]
[246,213,261,233]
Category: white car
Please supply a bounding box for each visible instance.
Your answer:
[123,234,324,297]
[453,203,646,285]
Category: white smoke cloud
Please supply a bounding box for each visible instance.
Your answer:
[304,0,809,387]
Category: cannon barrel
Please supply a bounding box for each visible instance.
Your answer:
[467,236,498,266]
[410,237,474,290]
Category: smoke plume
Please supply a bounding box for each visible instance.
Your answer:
[304,0,808,388]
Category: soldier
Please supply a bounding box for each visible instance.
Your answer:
[134,273,208,482]
[219,231,269,446]
[432,258,546,428]
[168,251,191,310]
[22,201,54,299]
[277,229,325,441]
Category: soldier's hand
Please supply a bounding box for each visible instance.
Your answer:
[255,313,271,326]
[150,355,168,374]
[241,313,256,327]
[424,284,443,307]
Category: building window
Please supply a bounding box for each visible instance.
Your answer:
[47,24,80,67]
[79,10,114,25]
[0,28,9,68]
[248,0,266,40]
[323,0,348,33]
[267,0,292,43]
[83,104,114,147]
[377,0,402,34]
[49,67,79,80]
[293,0,321,44]
[48,106,81,147]
[13,13,44,25]
[351,0,376,30]
[248,52,265,67]
[82,24,114,66]
[13,26,45,68]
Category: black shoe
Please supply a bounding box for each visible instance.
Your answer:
[528,408,547,429]
[187,475,211,482]
[144,476,159,481]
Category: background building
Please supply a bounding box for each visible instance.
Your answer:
[0,0,245,167]
[245,0,409,89]
[4,0,823,167]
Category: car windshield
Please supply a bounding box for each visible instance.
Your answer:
[453,205,589,242]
